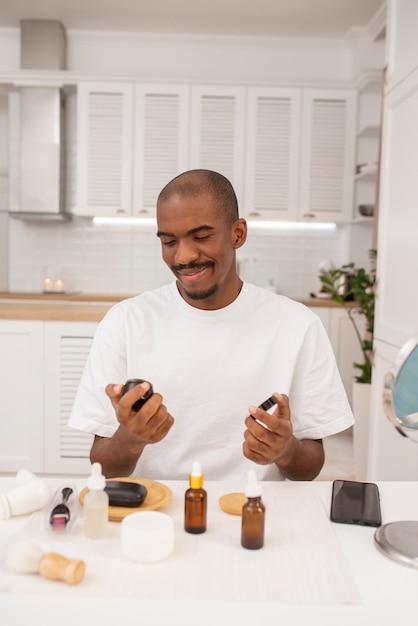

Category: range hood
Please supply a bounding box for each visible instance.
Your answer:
[9,20,70,222]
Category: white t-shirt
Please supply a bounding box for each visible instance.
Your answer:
[69,282,354,480]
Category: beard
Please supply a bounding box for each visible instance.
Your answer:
[181,282,219,301]
[172,262,218,301]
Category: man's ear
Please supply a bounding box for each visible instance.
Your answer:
[232,218,247,249]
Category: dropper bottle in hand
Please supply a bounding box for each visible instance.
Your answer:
[241,470,265,549]
[184,461,207,534]
[84,462,109,539]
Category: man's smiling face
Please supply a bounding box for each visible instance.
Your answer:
[157,191,246,310]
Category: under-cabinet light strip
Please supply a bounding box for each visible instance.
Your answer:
[93,216,337,232]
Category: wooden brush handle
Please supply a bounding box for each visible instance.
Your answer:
[39,552,85,585]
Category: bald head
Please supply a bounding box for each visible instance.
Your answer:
[157,169,239,226]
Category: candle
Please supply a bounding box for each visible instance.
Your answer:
[43,278,53,293]
[54,279,65,293]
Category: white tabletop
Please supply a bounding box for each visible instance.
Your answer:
[0,477,417,626]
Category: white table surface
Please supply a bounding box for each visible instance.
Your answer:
[0,477,417,626]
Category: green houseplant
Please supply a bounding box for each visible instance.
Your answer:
[319,250,376,384]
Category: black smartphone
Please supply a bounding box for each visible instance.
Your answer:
[330,479,382,527]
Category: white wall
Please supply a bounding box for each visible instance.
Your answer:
[8,217,349,297]
[0,26,385,85]
[68,31,351,84]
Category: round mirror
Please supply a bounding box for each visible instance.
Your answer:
[382,333,418,439]
[375,333,418,568]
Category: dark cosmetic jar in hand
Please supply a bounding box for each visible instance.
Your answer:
[122,378,154,411]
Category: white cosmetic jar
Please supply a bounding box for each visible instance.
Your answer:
[120,511,175,563]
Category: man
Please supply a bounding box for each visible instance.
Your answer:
[69,169,354,481]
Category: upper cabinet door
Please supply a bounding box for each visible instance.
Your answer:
[189,85,246,207]
[133,84,190,217]
[299,89,356,222]
[244,87,301,221]
[72,82,357,223]
[75,82,134,217]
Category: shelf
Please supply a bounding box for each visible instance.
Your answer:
[352,216,374,224]
[355,171,377,182]
[355,162,378,181]
[357,124,380,139]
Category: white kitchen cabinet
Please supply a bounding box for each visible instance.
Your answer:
[132,83,190,216]
[327,307,364,406]
[75,82,246,217]
[367,0,418,481]
[244,87,357,222]
[43,321,97,475]
[76,82,187,218]
[244,87,301,220]
[309,306,364,405]
[0,320,44,473]
[0,319,97,475]
[189,85,246,206]
[75,81,357,222]
[75,82,134,217]
[299,89,357,222]
[374,69,418,349]
[76,82,190,217]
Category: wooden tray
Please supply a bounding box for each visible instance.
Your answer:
[79,477,172,522]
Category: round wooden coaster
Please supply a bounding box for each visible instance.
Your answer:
[218,492,246,516]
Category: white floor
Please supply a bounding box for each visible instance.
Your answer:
[316,428,355,481]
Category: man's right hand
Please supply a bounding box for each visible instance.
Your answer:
[105,381,174,446]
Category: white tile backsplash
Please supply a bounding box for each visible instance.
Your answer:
[7,216,372,298]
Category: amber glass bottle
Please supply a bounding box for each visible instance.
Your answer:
[241,470,265,549]
[184,461,207,534]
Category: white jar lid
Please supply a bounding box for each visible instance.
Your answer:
[120,511,174,563]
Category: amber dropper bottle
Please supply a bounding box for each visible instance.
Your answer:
[184,461,207,534]
[241,470,265,549]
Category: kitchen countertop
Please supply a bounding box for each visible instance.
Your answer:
[0,292,132,302]
[0,292,133,322]
[0,292,354,322]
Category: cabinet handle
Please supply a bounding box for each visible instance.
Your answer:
[138,209,149,215]
[116,208,127,214]
[248,211,261,217]
[303,213,316,219]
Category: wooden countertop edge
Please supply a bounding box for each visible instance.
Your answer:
[0,302,111,322]
[0,295,357,322]
[0,292,132,302]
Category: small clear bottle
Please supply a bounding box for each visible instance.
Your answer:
[84,462,109,539]
[241,470,265,549]
[184,461,207,534]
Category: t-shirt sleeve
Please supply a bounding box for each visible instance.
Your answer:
[288,314,354,440]
[67,304,128,437]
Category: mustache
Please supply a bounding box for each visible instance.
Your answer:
[171,262,214,272]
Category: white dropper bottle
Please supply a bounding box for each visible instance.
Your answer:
[83,462,109,538]
[241,470,265,549]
